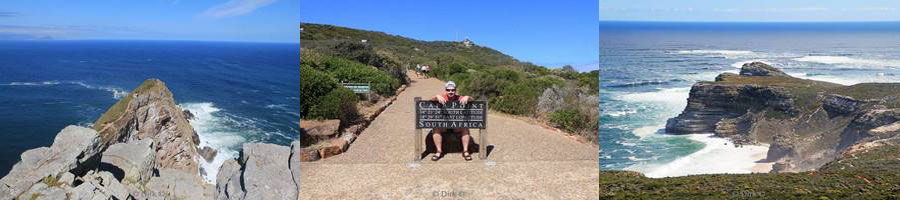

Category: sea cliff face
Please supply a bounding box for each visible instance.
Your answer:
[92,79,202,174]
[666,62,900,172]
[0,79,300,200]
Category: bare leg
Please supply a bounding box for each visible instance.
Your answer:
[461,129,471,153]
[433,129,443,153]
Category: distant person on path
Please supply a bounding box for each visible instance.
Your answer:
[430,81,474,161]
[422,65,431,78]
[415,64,422,78]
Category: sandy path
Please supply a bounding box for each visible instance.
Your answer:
[299,72,599,199]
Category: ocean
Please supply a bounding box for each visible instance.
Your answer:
[598,21,900,177]
[0,40,300,182]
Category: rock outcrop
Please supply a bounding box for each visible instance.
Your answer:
[0,126,101,199]
[214,143,300,200]
[666,62,900,172]
[1,79,303,200]
[93,78,202,173]
[739,61,789,77]
[100,139,156,186]
[0,79,220,199]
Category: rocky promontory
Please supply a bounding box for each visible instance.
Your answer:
[666,62,900,172]
[0,79,300,200]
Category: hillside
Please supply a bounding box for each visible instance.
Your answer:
[301,23,521,69]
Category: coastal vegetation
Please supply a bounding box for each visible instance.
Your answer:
[599,138,900,199]
[300,23,600,144]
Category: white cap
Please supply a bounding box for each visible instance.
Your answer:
[445,81,457,90]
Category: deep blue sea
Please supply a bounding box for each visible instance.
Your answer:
[598,22,900,177]
[0,40,300,181]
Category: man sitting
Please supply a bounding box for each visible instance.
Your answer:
[430,81,475,161]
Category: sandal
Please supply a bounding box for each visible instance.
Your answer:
[431,151,444,161]
[463,152,473,161]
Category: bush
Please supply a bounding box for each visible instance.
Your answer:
[492,78,561,115]
[300,65,336,118]
[330,63,400,96]
[550,108,582,132]
[308,87,359,123]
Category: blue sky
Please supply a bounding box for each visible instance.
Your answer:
[600,0,900,22]
[0,0,299,42]
[301,1,600,70]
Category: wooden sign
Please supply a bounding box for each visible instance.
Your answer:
[414,98,487,129]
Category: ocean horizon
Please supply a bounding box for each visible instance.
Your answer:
[0,40,300,182]
[599,21,900,177]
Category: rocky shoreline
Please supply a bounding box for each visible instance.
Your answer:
[0,79,300,200]
[666,62,900,172]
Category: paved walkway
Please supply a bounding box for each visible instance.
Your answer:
[299,72,599,199]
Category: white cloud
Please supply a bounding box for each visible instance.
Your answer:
[199,0,276,19]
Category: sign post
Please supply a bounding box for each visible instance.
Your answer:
[413,97,488,161]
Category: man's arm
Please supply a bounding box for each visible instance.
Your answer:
[433,94,447,104]
[460,95,472,105]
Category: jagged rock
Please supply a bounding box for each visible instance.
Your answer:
[714,72,739,81]
[318,138,348,159]
[98,171,130,200]
[145,168,214,199]
[59,172,75,186]
[199,146,218,162]
[215,159,244,200]
[70,181,98,200]
[300,119,340,137]
[92,79,201,174]
[740,61,788,77]
[297,148,320,162]
[101,139,156,185]
[240,143,297,200]
[823,94,862,116]
[184,109,196,120]
[0,125,101,198]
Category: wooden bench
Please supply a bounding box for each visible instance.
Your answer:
[413,97,488,161]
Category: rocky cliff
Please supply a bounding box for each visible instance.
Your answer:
[92,79,202,174]
[0,79,300,200]
[666,62,900,172]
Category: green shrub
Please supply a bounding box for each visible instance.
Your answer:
[309,88,359,123]
[300,65,336,118]
[330,63,400,96]
[491,77,563,115]
[550,108,582,132]
[463,71,505,99]
[577,70,600,95]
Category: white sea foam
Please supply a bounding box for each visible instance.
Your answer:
[71,81,128,99]
[627,134,770,178]
[265,104,288,110]
[604,109,637,117]
[788,72,900,86]
[794,56,900,68]
[2,80,128,99]
[631,125,665,139]
[2,81,62,86]
[674,50,757,58]
[615,87,691,108]
[181,102,247,183]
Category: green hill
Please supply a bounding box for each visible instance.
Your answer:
[300,23,600,145]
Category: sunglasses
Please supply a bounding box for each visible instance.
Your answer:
[446,89,457,92]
